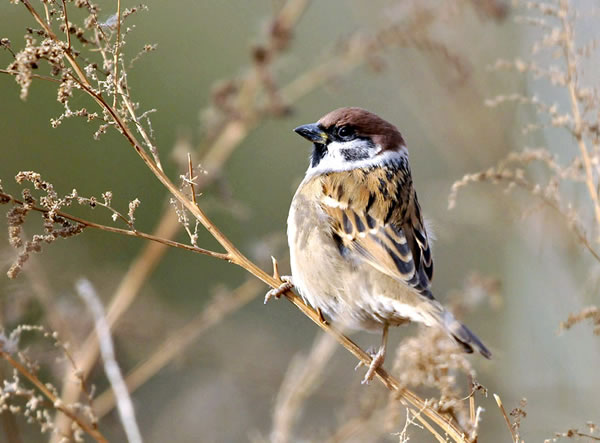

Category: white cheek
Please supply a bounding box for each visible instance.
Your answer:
[328,140,374,159]
[306,145,408,176]
[310,140,375,173]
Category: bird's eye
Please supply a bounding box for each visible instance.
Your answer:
[337,126,354,139]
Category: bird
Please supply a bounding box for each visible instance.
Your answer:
[266,107,491,384]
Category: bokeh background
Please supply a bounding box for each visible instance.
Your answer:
[1,0,599,441]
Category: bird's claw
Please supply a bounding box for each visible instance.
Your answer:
[361,347,385,384]
[264,276,293,304]
[354,346,377,371]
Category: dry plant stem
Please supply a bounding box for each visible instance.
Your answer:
[559,0,600,230]
[76,279,142,443]
[563,432,600,441]
[494,394,517,443]
[0,191,229,261]
[60,0,71,51]
[0,69,61,83]
[21,0,90,89]
[408,408,446,443]
[92,278,262,418]
[187,153,197,206]
[0,350,107,443]
[113,0,121,110]
[468,376,477,440]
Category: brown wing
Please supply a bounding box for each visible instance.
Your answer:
[319,165,434,300]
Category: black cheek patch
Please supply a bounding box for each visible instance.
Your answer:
[341,148,370,162]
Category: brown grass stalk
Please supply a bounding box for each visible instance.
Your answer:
[494,393,517,443]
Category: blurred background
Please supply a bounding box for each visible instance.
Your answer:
[1,0,599,441]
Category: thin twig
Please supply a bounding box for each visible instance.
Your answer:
[0,191,230,261]
[112,0,121,110]
[187,153,198,206]
[0,68,62,83]
[61,0,71,52]
[408,407,446,443]
[561,432,600,441]
[0,350,107,443]
[76,279,142,443]
[494,394,517,443]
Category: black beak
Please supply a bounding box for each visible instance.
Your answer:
[293,123,328,144]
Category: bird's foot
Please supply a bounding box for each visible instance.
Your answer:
[264,276,293,304]
[361,346,385,384]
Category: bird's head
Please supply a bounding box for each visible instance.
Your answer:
[294,107,406,175]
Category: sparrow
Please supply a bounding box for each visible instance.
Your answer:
[267,107,491,384]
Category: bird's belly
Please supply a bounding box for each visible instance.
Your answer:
[287,196,428,331]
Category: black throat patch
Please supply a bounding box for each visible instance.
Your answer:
[310,143,327,167]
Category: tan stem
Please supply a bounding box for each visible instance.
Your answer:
[0,351,107,443]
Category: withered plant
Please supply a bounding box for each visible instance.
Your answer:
[3,0,594,442]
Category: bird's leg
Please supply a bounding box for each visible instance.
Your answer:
[361,323,389,384]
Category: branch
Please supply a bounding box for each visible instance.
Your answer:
[0,191,230,262]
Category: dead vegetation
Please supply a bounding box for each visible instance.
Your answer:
[0,0,597,442]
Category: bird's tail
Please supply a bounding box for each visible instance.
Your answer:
[433,307,492,359]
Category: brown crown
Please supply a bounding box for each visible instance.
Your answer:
[317,107,405,150]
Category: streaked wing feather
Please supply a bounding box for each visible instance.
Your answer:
[319,167,433,300]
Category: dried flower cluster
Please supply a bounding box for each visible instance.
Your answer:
[4,172,85,278]
[1,170,148,280]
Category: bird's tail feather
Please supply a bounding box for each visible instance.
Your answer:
[438,309,492,359]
